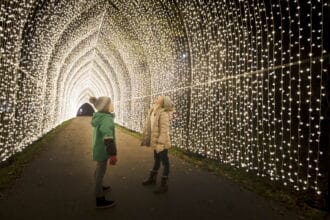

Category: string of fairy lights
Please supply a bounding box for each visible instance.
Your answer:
[0,0,327,200]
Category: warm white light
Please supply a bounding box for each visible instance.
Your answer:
[0,0,326,198]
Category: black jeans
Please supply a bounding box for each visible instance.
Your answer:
[152,149,170,177]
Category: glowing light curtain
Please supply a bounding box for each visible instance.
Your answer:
[0,0,328,204]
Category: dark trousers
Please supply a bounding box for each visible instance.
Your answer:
[152,149,170,177]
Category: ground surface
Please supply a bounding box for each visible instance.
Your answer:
[0,117,301,220]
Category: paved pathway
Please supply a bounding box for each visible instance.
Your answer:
[0,117,300,220]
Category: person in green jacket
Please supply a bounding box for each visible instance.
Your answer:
[89,96,117,209]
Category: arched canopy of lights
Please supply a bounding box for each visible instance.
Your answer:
[0,0,328,204]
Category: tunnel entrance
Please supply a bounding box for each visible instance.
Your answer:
[76,103,94,116]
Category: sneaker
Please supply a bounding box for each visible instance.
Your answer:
[96,196,116,209]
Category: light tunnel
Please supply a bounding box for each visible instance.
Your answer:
[0,0,329,206]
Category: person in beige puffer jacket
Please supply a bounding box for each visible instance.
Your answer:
[141,95,174,193]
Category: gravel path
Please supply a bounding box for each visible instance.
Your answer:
[0,117,300,220]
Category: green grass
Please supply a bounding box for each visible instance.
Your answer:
[116,124,326,219]
[0,119,72,191]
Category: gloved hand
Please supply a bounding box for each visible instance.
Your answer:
[109,156,117,165]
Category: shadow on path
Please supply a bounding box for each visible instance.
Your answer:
[0,117,299,220]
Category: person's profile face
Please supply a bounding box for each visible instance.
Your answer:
[154,96,164,106]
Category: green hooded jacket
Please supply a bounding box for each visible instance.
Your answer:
[91,112,116,161]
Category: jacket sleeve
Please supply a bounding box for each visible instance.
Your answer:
[157,111,169,145]
[99,117,117,156]
[141,109,152,146]
[104,138,117,156]
[142,115,148,137]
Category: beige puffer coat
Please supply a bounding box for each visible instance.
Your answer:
[141,106,171,150]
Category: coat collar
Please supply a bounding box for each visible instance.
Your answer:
[149,106,165,116]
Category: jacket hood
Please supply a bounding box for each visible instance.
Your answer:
[91,112,114,127]
[163,96,174,112]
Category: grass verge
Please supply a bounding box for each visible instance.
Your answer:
[0,119,72,192]
[116,124,326,219]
